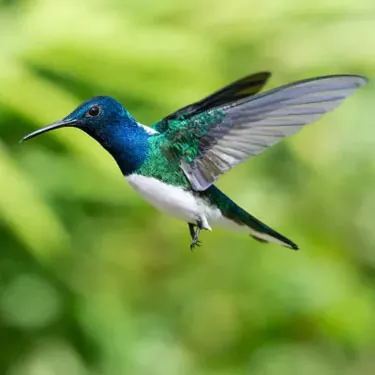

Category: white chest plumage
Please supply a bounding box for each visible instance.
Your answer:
[126,174,275,239]
[126,174,210,227]
[126,174,237,230]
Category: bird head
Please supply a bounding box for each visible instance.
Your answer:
[20,95,150,175]
[21,96,137,143]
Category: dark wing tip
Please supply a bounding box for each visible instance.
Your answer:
[257,71,272,78]
[246,71,272,80]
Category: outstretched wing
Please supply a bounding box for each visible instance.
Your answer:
[162,75,367,191]
[153,72,271,133]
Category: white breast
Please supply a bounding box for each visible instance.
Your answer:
[126,174,252,234]
[126,174,290,247]
[126,174,219,229]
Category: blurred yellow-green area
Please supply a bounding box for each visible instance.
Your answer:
[0,0,375,374]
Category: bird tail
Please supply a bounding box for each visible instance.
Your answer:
[243,210,299,250]
[206,186,298,250]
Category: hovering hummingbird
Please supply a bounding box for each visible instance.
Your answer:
[21,72,367,250]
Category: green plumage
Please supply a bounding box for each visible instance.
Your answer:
[136,135,190,188]
[164,109,226,163]
[136,108,226,188]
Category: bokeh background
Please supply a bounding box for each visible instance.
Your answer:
[1,0,375,374]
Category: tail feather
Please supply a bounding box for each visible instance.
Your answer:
[204,186,299,250]
[245,212,299,250]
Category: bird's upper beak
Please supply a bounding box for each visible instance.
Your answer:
[20,118,78,143]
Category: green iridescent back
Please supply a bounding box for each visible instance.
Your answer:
[136,109,226,189]
[135,134,190,188]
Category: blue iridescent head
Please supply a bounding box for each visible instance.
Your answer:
[21,96,150,175]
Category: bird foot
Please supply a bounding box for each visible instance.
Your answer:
[190,240,202,251]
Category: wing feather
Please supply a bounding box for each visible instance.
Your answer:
[152,72,271,133]
[179,75,367,191]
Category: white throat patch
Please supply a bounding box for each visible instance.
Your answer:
[137,123,159,135]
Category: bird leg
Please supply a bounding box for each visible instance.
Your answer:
[188,223,202,251]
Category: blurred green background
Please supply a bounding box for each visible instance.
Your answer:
[1,0,375,374]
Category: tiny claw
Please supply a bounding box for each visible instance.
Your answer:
[190,240,202,251]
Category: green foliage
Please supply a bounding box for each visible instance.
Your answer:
[0,0,375,374]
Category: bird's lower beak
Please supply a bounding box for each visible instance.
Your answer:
[20,119,78,143]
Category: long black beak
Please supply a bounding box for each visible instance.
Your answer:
[20,119,78,143]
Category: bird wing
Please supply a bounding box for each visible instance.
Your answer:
[160,75,367,191]
[152,72,271,133]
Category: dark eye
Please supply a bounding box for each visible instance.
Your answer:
[88,105,100,117]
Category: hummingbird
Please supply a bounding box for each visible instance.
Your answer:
[21,72,367,250]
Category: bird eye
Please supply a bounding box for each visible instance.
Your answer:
[88,105,100,117]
